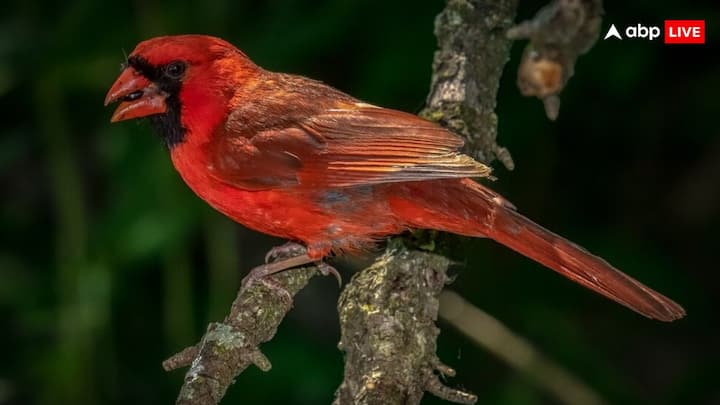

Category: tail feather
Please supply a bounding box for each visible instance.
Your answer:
[485,198,686,321]
[395,179,686,321]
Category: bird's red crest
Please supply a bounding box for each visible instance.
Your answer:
[130,35,242,67]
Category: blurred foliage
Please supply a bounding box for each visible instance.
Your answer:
[0,0,718,404]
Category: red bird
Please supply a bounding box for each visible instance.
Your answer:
[105,35,684,321]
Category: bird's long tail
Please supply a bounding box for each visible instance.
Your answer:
[391,178,685,321]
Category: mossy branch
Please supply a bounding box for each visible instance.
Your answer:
[333,242,476,405]
[421,0,519,170]
[165,265,318,405]
[334,1,520,403]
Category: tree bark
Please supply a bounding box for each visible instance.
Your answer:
[421,0,519,170]
[165,265,318,405]
[333,243,476,405]
[334,1,520,403]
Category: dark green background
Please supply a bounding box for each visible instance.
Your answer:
[1,0,717,404]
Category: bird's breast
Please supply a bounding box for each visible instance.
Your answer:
[168,140,405,255]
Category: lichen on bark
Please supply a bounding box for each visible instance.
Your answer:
[333,242,476,405]
[332,1,522,402]
[421,0,519,170]
[167,265,318,405]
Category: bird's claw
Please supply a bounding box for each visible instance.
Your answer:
[240,243,341,291]
[240,263,269,291]
[317,262,342,287]
[240,267,293,302]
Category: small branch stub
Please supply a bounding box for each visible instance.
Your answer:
[508,0,603,120]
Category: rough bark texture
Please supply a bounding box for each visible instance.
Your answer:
[420,0,519,170]
[333,243,476,405]
[334,1,520,403]
[165,264,317,405]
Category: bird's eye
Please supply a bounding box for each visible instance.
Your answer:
[164,61,186,79]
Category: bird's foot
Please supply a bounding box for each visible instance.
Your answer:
[264,241,341,286]
[265,242,307,264]
[239,242,342,291]
[241,253,314,292]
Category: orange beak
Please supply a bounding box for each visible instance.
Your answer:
[104,67,168,122]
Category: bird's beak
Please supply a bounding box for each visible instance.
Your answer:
[104,67,168,122]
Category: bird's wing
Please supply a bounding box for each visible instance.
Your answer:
[209,102,491,190]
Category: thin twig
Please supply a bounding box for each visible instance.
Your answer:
[439,291,608,405]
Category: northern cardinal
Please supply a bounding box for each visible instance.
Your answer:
[105,35,685,321]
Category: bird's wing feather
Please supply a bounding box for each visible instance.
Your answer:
[209,102,491,190]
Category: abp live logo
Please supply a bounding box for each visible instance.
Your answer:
[664,20,705,44]
[604,20,706,44]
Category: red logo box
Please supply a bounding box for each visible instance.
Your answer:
[664,20,705,44]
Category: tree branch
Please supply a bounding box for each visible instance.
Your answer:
[165,264,318,405]
[439,291,608,405]
[335,1,520,403]
[333,242,476,405]
[421,0,519,170]
[508,0,603,120]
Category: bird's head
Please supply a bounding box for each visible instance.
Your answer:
[105,35,258,147]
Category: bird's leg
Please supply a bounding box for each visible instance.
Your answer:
[241,253,315,290]
[239,242,343,290]
[240,242,342,290]
[264,241,308,264]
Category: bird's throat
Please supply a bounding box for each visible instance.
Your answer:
[150,94,186,149]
